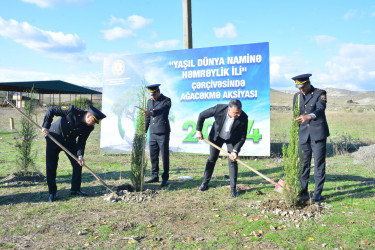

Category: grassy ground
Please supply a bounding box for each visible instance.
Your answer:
[0,107,374,249]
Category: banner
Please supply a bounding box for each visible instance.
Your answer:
[101,42,270,156]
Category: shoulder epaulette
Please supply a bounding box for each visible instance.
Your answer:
[73,106,83,112]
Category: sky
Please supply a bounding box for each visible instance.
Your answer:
[0,0,374,91]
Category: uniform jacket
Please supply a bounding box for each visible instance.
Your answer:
[42,105,94,156]
[145,94,171,134]
[196,104,248,153]
[293,85,330,144]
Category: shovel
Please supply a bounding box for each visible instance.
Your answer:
[203,139,284,193]
[5,99,118,198]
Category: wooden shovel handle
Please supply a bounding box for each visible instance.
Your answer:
[203,138,278,185]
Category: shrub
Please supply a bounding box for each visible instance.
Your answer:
[130,86,148,192]
[15,89,38,175]
[282,95,303,206]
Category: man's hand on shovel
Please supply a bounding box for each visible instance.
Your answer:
[196,132,237,162]
[229,152,238,162]
[195,131,203,140]
[42,127,49,136]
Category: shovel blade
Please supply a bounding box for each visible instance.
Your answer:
[274,179,285,193]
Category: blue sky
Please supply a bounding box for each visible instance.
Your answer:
[0,0,374,91]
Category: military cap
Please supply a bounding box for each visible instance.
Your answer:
[292,73,312,88]
[89,105,106,124]
[146,84,160,95]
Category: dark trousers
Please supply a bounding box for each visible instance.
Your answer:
[149,133,170,181]
[46,137,82,194]
[202,137,238,189]
[299,137,327,197]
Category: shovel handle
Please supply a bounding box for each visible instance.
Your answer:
[5,99,118,197]
[203,138,278,185]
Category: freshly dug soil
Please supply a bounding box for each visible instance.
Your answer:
[104,183,159,203]
[248,198,331,223]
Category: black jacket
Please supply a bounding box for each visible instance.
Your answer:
[42,105,94,156]
[293,85,330,144]
[196,104,248,153]
[145,94,171,134]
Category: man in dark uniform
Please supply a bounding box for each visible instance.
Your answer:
[42,105,106,202]
[195,99,248,198]
[143,84,171,187]
[292,73,330,202]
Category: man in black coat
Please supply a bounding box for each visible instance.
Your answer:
[143,84,171,187]
[42,105,106,202]
[196,99,248,198]
[292,73,330,202]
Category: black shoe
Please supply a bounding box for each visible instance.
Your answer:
[160,180,169,187]
[299,190,309,199]
[299,190,308,195]
[312,194,321,202]
[231,188,239,198]
[48,193,57,202]
[145,177,159,183]
[199,183,208,191]
[71,190,88,196]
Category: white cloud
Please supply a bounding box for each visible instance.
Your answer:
[21,0,90,8]
[101,27,136,40]
[64,72,103,87]
[270,56,312,89]
[213,23,237,39]
[109,15,152,30]
[0,68,54,82]
[313,35,337,46]
[371,11,375,17]
[323,43,375,90]
[104,15,151,40]
[127,15,152,29]
[270,44,375,91]
[109,16,127,26]
[343,9,357,20]
[137,40,179,50]
[0,17,85,53]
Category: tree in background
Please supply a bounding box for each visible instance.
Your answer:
[282,94,303,206]
[130,86,148,191]
[15,89,38,176]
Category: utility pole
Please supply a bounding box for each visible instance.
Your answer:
[182,0,193,49]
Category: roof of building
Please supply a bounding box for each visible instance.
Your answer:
[0,80,101,94]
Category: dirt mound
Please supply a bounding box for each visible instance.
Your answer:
[352,144,375,165]
[0,171,45,184]
[248,199,331,223]
[104,184,158,203]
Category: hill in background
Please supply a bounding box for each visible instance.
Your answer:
[271,88,375,108]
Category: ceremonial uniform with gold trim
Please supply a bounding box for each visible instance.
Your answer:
[292,79,330,200]
[42,105,95,195]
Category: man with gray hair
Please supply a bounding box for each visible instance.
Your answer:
[195,99,248,197]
